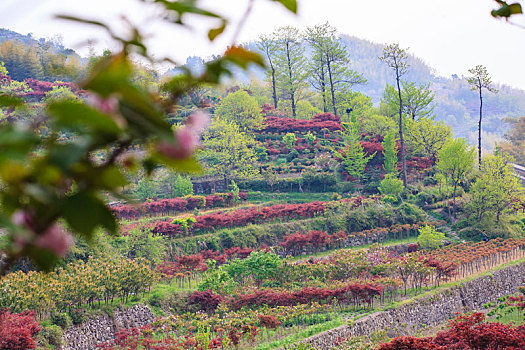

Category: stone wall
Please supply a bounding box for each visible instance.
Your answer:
[61,304,155,350]
[301,262,525,349]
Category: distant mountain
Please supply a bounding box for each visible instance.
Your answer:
[0,28,80,57]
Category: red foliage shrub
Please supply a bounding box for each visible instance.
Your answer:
[152,201,326,237]
[258,315,281,329]
[264,113,341,133]
[379,312,525,350]
[189,289,223,313]
[378,337,443,350]
[0,310,40,350]
[229,283,383,310]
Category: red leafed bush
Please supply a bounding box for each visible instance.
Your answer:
[258,315,281,329]
[360,141,384,156]
[264,113,341,133]
[112,192,243,220]
[378,337,443,350]
[379,312,525,350]
[152,201,327,237]
[188,289,223,313]
[229,283,383,310]
[0,309,40,350]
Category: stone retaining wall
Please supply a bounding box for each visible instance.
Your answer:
[302,262,525,349]
[61,304,155,350]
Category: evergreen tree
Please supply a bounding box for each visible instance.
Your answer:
[382,128,398,174]
[334,113,374,181]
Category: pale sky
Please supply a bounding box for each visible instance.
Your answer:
[1,0,525,89]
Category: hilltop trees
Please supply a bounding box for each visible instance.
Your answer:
[257,34,279,108]
[379,43,410,188]
[273,26,308,118]
[304,23,366,116]
[381,81,434,121]
[466,64,498,168]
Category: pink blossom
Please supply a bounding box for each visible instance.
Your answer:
[87,94,119,114]
[35,225,73,257]
[157,110,210,159]
[12,210,31,227]
[187,111,210,132]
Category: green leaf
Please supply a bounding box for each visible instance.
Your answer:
[97,166,129,190]
[509,3,523,14]
[61,192,117,237]
[0,94,24,108]
[0,126,39,162]
[151,153,202,173]
[272,0,297,13]
[84,54,133,96]
[155,0,222,22]
[224,46,265,69]
[49,143,88,172]
[208,20,227,41]
[48,101,121,134]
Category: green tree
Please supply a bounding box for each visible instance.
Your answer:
[405,117,452,163]
[305,23,366,116]
[380,82,434,121]
[273,26,308,118]
[378,173,404,197]
[334,114,374,181]
[214,90,262,130]
[42,86,80,104]
[466,65,498,169]
[499,116,525,164]
[382,128,398,174]
[0,41,43,80]
[169,174,193,198]
[417,225,445,249]
[199,119,259,185]
[230,180,240,203]
[257,34,279,108]
[283,132,296,150]
[112,226,165,265]
[135,177,159,201]
[468,154,524,223]
[0,61,7,76]
[437,138,476,220]
[223,250,282,287]
[379,43,410,188]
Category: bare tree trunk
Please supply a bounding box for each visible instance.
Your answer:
[326,55,337,116]
[286,42,296,117]
[478,84,483,169]
[395,66,408,188]
[271,65,278,108]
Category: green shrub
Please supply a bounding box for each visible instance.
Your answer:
[286,149,300,162]
[51,312,72,330]
[39,325,64,347]
[417,225,445,249]
[69,309,88,325]
[378,174,403,197]
[458,227,483,241]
